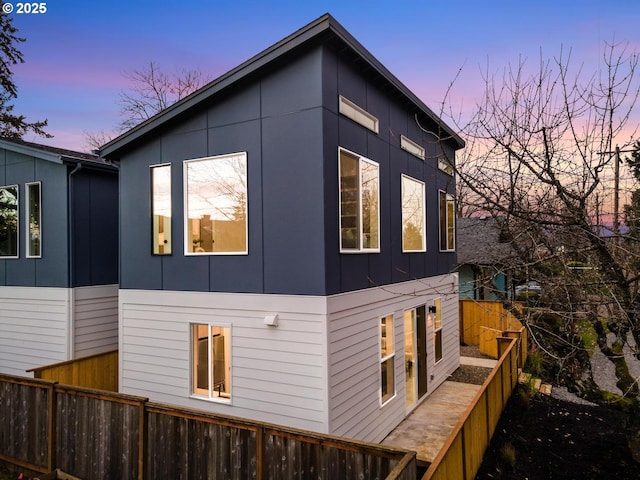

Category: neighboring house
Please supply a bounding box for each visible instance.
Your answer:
[0,138,119,376]
[457,216,515,301]
[101,14,464,443]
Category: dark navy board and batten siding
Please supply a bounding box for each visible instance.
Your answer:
[0,147,118,289]
[118,44,457,296]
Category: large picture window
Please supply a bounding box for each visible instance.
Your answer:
[380,314,395,405]
[151,164,172,255]
[26,182,41,258]
[402,175,425,252]
[339,148,379,252]
[439,191,455,251]
[184,153,248,255]
[192,323,231,401]
[0,185,18,258]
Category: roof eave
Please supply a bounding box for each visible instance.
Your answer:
[0,139,63,164]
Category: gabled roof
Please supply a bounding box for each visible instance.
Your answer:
[101,13,464,159]
[456,216,516,267]
[0,137,117,171]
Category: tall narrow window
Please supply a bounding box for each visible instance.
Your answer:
[339,148,379,252]
[0,185,18,258]
[401,175,425,252]
[433,299,443,363]
[439,191,455,251]
[185,153,248,255]
[26,182,41,258]
[192,323,231,401]
[151,164,172,255]
[380,314,395,405]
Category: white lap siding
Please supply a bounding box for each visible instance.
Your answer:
[0,286,70,376]
[118,278,459,440]
[118,289,330,433]
[73,284,118,357]
[327,275,460,443]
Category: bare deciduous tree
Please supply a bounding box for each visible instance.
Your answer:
[85,61,211,150]
[448,41,640,457]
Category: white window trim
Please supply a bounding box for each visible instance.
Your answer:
[400,135,425,160]
[338,147,381,254]
[379,314,396,407]
[25,181,41,259]
[401,174,426,253]
[439,190,456,252]
[339,95,379,133]
[190,322,232,404]
[183,152,248,256]
[0,184,19,259]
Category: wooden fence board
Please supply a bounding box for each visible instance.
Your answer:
[0,374,415,480]
[29,351,118,392]
[54,388,143,479]
[0,377,51,471]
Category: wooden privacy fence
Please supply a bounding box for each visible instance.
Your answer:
[0,374,416,480]
[459,299,528,368]
[28,350,118,392]
[422,336,519,480]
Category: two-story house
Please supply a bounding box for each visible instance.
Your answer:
[0,138,119,376]
[101,14,464,443]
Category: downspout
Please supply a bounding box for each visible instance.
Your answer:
[66,162,82,360]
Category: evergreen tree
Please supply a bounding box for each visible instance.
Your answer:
[0,3,50,138]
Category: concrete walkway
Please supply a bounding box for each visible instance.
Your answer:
[381,356,497,465]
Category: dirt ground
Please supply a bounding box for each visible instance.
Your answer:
[454,344,640,479]
[474,386,640,479]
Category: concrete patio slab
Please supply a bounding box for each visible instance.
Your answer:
[381,380,481,465]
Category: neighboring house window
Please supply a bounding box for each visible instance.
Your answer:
[438,156,454,176]
[339,95,379,133]
[400,135,425,160]
[192,323,231,401]
[380,314,395,405]
[433,299,443,363]
[439,191,455,251]
[0,185,18,258]
[401,175,425,252]
[151,164,172,255]
[184,152,248,255]
[26,182,41,258]
[339,148,380,252]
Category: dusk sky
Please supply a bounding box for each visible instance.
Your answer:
[7,0,639,152]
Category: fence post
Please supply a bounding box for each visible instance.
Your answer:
[47,382,57,472]
[138,399,146,480]
[255,425,264,480]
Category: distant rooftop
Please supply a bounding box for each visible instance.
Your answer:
[456,216,516,266]
[0,137,116,169]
